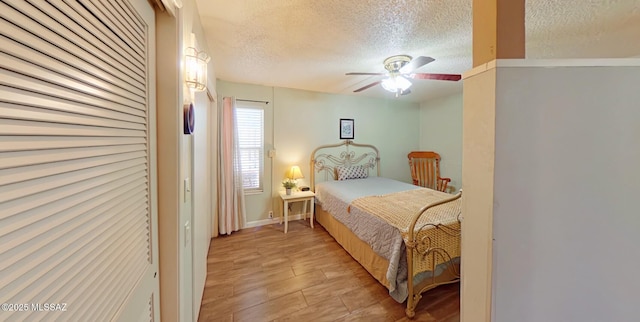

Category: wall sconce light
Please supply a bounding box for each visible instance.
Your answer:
[184,47,210,91]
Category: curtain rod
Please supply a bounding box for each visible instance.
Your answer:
[237,99,269,104]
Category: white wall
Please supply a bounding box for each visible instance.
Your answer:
[190,88,215,320]
[489,60,640,322]
[180,1,216,319]
[156,0,216,320]
[216,81,421,224]
[419,93,463,190]
[461,66,497,322]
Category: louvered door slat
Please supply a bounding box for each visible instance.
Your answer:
[0,50,146,110]
[0,119,145,137]
[5,161,144,204]
[1,144,146,170]
[2,0,145,85]
[14,1,145,89]
[0,136,146,153]
[110,0,145,38]
[88,0,145,52]
[1,183,147,269]
[0,16,146,99]
[5,201,147,322]
[0,69,146,117]
[0,197,144,302]
[82,228,147,319]
[31,205,145,306]
[61,0,145,68]
[67,211,145,314]
[20,0,145,78]
[0,0,155,319]
[1,151,145,186]
[23,209,146,322]
[0,172,145,231]
[0,164,146,218]
[0,103,145,131]
[0,87,146,125]
[7,190,144,300]
[1,191,147,301]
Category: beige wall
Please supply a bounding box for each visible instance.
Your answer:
[419,93,463,190]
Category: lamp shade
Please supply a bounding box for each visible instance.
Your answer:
[381,75,412,93]
[288,166,304,180]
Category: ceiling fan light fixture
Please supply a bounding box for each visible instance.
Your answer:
[380,78,394,92]
[381,75,412,93]
[396,76,412,91]
[383,55,412,72]
[347,55,460,95]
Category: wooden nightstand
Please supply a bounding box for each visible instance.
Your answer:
[278,190,315,234]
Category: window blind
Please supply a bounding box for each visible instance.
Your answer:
[235,107,264,191]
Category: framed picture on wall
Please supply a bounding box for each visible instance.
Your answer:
[339,118,354,140]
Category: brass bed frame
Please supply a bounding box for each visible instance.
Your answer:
[310,140,462,318]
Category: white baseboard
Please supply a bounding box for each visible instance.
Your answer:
[244,213,307,229]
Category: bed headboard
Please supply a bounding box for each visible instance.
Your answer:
[309,140,381,191]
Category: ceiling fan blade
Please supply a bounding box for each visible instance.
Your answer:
[353,81,382,92]
[411,73,462,81]
[399,56,435,74]
[401,89,412,95]
[346,72,385,76]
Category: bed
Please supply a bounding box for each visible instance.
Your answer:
[310,140,462,318]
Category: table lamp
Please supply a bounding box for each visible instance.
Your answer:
[288,165,304,182]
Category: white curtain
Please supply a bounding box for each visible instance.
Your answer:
[217,97,246,235]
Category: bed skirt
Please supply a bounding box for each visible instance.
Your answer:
[315,204,460,306]
[315,205,391,289]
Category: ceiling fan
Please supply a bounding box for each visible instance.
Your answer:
[346,55,461,97]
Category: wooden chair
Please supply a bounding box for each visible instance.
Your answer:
[407,151,451,192]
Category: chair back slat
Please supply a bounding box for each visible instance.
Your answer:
[407,151,449,192]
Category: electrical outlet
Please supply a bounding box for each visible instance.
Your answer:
[268,211,273,219]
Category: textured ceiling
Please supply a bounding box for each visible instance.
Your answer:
[195,0,640,103]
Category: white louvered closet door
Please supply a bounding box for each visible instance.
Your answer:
[0,0,159,321]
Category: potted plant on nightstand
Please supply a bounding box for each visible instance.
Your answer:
[282,179,296,195]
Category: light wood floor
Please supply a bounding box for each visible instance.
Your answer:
[198,219,460,322]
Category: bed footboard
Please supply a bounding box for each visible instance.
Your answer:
[405,191,462,318]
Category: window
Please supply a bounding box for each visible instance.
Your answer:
[236,106,264,191]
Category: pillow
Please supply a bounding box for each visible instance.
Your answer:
[336,165,368,180]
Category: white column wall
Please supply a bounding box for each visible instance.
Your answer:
[463,59,640,322]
